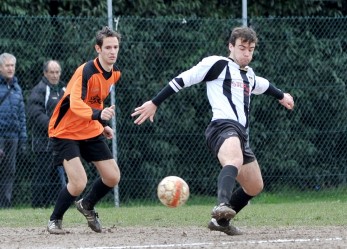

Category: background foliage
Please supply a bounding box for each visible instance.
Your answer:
[0,14,346,206]
[1,0,347,17]
[1,0,347,206]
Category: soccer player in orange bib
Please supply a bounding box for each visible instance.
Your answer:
[47,26,121,234]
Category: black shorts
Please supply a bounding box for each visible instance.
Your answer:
[205,119,256,164]
[51,135,113,167]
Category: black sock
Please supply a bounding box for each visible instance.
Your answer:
[229,187,254,213]
[82,178,113,210]
[217,165,238,204]
[50,186,77,220]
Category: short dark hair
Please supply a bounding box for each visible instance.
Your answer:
[96,26,121,47]
[228,26,258,46]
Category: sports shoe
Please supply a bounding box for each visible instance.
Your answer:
[208,218,243,236]
[76,199,102,233]
[47,219,66,234]
[211,203,236,220]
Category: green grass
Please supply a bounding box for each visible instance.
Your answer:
[252,188,347,204]
[1,200,346,228]
[2,189,346,228]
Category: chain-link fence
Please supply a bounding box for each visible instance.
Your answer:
[0,15,346,207]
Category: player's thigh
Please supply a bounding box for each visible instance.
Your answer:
[236,160,263,196]
[63,157,88,195]
[217,136,243,167]
[93,159,120,187]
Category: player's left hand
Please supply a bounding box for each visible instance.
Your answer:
[103,126,114,139]
[279,93,294,110]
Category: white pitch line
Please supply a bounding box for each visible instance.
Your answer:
[79,237,344,249]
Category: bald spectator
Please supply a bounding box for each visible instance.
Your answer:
[27,60,66,208]
[0,53,27,208]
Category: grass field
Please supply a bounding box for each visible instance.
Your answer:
[1,193,346,249]
[1,193,346,228]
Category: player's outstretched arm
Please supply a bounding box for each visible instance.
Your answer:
[131,100,158,125]
[279,93,294,110]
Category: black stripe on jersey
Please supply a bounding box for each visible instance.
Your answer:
[174,77,184,88]
[223,66,239,121]
[174,59,228,88]
[81,60,99,100]
[53,95,70,129]
[252,77,256,91]
[240,71,250,128]
[203,60,229,82]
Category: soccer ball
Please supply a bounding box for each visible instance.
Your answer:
[157,176,190,208]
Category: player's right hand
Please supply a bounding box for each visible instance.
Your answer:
[101,105,115,120]
[131,101,157,125]
[103,126,114,139]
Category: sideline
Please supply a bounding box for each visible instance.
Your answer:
[79,237,344,249]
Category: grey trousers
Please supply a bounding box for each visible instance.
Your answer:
[0,138,18,208]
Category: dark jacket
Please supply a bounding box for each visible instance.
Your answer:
[0,75,27,141]
[27,76,65,152]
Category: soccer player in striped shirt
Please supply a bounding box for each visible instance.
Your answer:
[132,26,294,235]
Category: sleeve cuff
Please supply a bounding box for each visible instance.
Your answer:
[151,85,176,106]
[264,84,284,100]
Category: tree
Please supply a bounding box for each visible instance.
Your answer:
[1,0,347,18]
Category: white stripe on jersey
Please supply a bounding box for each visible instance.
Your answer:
[169,55,270,128]
[169,80,182,92]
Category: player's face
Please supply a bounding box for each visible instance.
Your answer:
[44,62,61,85]
[95,36,119,71]
[0,58,16,80]
[229,38,255,68]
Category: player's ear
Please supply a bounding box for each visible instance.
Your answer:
[95,44,101,53]
[228,43,234,52]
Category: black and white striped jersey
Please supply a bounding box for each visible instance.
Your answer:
[168,55,270,128]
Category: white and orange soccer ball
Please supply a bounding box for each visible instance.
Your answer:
[157,176,190,208]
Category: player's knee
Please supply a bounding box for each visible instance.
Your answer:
[254,181,264,195]
[69,180,87,195]
[245,181,263,196]
[104,173,120,187]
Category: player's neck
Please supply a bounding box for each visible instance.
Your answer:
[228,56,235,62]
[98,57,112,72]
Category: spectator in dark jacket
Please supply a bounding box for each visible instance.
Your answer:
[27,60,66,208]
[0,53,27,208]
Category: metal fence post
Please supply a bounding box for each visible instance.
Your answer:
[107,0,120,208]
[242,0,247,26]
